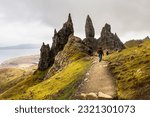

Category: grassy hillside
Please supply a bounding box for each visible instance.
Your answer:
[0,58,91,99]
[124,39,143,48]
[0,68,25,93]
[0,36,92,100]
[105,40,150,99]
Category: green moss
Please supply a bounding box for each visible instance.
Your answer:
[105,40,150,99]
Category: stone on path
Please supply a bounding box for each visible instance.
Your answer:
[86,92,98,100]
[77,93,86,100]
[98,92,112,100]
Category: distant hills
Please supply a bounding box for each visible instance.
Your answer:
[0,44,41,49]
[125,36,150,48]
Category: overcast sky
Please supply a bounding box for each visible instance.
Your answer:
[0,0,149,47]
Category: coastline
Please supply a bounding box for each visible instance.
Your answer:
[0,54,40,70]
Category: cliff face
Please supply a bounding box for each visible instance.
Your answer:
[97,23,125,50]
[38,14,74,71]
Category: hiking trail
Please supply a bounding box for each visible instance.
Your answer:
[74,57,117,100]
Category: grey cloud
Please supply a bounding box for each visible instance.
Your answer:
[0,0,150,42]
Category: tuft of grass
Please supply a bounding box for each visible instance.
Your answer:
[104,40,150,99]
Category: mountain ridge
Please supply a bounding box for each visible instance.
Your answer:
[0,44,41,49]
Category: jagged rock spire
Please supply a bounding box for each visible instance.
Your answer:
[54,29,57,34]
[51,13,74,54]
[105,23,111,32]
[101,23,111,37]
[62,13,74,35]
[98,23,125,50]
[38,43,51,71]
[85,15,95,38]
[38,14,74,71]
[67,13,72,23]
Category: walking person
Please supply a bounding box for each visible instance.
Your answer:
[97,47,104,62]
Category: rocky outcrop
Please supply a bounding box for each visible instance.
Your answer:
[38,15,125,71]
[51,13,74,56]
[46,35,91,78]
[83,15,97,52]
[85,15,95,38]
[97,23,125,50]
[144,36,150,40]
[38,14,74,71]
[38,43,51,71]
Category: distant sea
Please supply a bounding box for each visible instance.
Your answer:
[0,49,40,64]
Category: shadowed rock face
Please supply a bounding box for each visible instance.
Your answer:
[45,35,91,78]
[85,15,95,38]
[83,15,97,52]
[38,14,74,71]
[38,43,51,71]
[97,23,125,50]
[51,13,74,56]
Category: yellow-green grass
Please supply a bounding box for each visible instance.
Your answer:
[124,40,143,48]
[0,68,24,84]
[0,68,26,93]
[0,58,92,100]
[0,69,49,99]
[104,40,150,99]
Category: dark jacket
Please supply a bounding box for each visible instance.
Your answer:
[97,49,104,55]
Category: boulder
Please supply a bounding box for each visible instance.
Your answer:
[77,93,87,100]
[86,92,98,100]
[98,92,112,100]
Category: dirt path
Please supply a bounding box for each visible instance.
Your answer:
[74,57,116,100]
